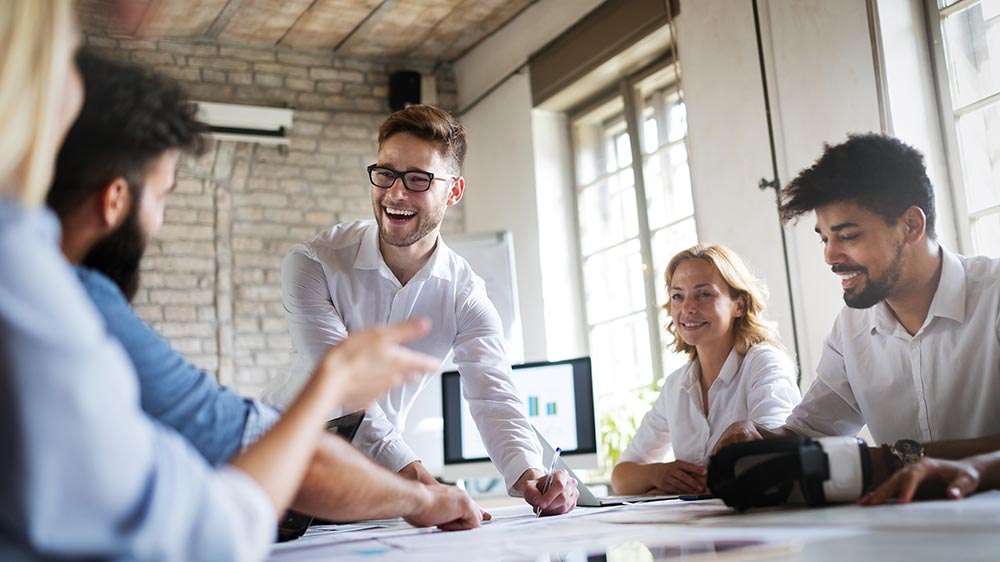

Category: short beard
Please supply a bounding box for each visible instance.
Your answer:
[82,202,148,303]
[843,239,904,309]
[375,205,445,248]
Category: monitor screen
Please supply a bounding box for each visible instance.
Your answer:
[442,357,597,466]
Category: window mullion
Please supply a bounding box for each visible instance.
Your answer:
[621,78,664,383]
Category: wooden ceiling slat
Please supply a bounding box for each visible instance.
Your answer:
[218,0,314,45]
[411,0,533,61]
[77,0,534,64]
[338,0,462,59]
[279,0,384,51]
[143,0,232,37]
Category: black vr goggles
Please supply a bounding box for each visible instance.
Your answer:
[707,436,872,511]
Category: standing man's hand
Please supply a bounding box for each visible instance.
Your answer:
[517,468,579,516]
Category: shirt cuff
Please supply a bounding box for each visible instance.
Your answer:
[502,451,544,496]
[215,465,276,559]
[373,437,421,473]
[241,401,282,450]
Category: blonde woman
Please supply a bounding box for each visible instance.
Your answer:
[0,3,472,560]
[611,244,801,496]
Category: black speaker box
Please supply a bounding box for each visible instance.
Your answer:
[389,70,421,111]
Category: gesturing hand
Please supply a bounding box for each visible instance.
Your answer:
[860,457,981,506]
[315,318,440,410]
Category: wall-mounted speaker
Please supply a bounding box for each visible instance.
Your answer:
[389,70,422,111]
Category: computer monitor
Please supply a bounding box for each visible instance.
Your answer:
[441,356,599,481]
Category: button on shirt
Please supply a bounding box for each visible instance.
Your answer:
[0,200,274,561]
[619,344,800,467]
[262,220,542,490]
[785,249,1000,444]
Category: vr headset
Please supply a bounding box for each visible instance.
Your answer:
[707,436,871,511]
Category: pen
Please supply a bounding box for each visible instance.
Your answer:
[535,447,561,517]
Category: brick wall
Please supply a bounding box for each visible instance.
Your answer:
[81,32,464,397]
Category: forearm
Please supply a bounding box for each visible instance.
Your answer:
[230,369,343,514]
[969,450,1000,491]
[290,434,432,521]
[397,460,439,486]
[758,424,799,440]
[611,462,657,495]
[924,435,1000,460]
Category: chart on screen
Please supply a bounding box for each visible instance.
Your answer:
[459,362,579,459]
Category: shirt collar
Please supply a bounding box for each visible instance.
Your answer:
[682,347,742,389]
[353,221,452,283]
[926,247,966,324]
[868,247,966,336]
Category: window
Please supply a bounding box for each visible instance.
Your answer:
[570,64,697,400]
[931,0,1000,256]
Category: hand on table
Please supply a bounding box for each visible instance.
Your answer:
[649,460,707,495]
[860,457,980,506]
[711,421,764,455]
[404,483,488,531]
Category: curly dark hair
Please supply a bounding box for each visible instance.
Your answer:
[46,49,207,219]
[779,133,936,238]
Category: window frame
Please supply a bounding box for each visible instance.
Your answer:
[925,0,1000,254]
[567,56,692,393]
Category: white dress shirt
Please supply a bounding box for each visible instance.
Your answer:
[619,344,800,467]
[263,220,542,490]
[785,248,1000,444]
[0,200,274,561]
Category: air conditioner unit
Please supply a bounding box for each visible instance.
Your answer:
[196,101,293,146]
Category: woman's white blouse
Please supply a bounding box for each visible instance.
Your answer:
[619,344,801,466]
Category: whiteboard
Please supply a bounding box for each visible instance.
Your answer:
[444,230,524,364]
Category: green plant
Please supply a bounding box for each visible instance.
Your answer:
[597,377,664,479]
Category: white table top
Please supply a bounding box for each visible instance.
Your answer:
[268,491,1000,561]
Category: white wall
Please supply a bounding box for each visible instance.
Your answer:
[673,0,796,371]
[453,0,604,112]
[460,70,549,362]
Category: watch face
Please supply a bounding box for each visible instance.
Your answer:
[892,439,925,465]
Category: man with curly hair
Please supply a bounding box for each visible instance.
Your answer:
[715,134,1000,499]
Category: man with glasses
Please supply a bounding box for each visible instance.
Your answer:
[264,105,579,516]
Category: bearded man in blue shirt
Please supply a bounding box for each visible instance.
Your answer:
[45,50,481,530]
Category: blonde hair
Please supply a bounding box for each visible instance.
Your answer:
[0,0,77,205]
[663,243,784,360]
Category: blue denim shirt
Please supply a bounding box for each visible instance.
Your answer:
[74,267,280,465]
[0,200,274,560]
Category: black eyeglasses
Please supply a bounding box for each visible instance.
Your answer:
[367,164,454,193]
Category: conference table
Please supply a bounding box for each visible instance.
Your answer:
[268,491,1000,561]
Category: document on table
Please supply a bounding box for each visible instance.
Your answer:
[267,501,864,562]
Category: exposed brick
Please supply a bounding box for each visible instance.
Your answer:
[219,46,276,62]
[187,57,250,72]
[280,78,312,94]
[130,50,176,65]
[255,73,284,88]
[203,69,227,83]
[254,62,309,79]
[78,27,461,391]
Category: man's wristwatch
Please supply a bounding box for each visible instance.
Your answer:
[890,439,925,468]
